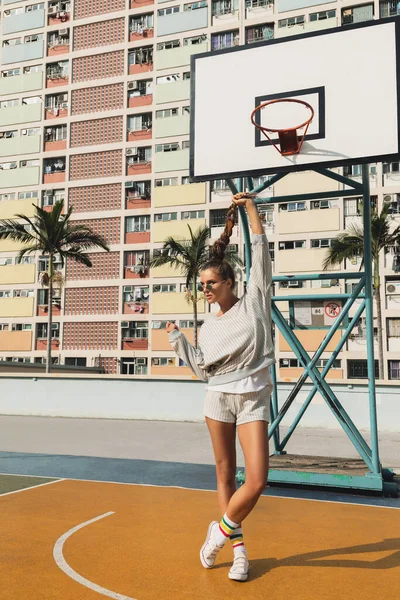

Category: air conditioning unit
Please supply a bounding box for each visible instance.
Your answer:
[121,321,130,328]
[44,189,53,197]
[128,82,138,91]
[386,282,400,295]
[123,285,133,293]
[136,358,146,365]
[48,6,57,13]
[125,181,134,188]
[384,194,393,203]
[320,200,330,208]
[126,147,137,155]
[59,28,68,36]
[153,358,160,365]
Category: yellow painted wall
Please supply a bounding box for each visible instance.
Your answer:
[152,218,206,243]
[0,238,27,252]
[278,208,340,234]
[0,198,37,220]
[279,367,344,381]
[278,249,340,273]
[154,183,206,208]
[0,297,34,317]
[151,264,184,278]
[152,327,195,350]
[0,264,35,284]
[0,330,32,351]
[152,292,205,314]
[151,365,193,377]
[274,170,340,196]
[279,329,342,352]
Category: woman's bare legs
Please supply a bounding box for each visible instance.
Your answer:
[205,417,237,514]
[225,420,269,525]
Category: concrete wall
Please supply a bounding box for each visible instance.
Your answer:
[0,376,398,432]
[154,182,206,208]
[157,7,208,36]
[0,71,43,96]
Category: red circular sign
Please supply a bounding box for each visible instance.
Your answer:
[324,302,341,318]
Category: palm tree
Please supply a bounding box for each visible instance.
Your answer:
[0,200,110,373]
[150,224,242,347]
[323,203,400,379]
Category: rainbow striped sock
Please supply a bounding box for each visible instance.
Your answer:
[230,527,246,553]
[216,513,240,545]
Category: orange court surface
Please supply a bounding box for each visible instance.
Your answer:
[1,474,400,600]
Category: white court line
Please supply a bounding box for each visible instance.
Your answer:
[55,476,400,510]
[0,478,64,497]
[53,511,137,600]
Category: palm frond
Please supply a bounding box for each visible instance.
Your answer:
[0,219,37,245]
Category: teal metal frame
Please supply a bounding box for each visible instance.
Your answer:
[228,166,395,495]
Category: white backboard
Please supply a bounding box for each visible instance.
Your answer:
[190,19,400,181]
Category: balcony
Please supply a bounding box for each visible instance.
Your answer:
[0,197,37,220]
[0,297,34,318]
[0,103,42,128]
[124,263,150,279]
[380,0,400,18]
[212,1,239,25]
[125,181,151,209]
[127,114,152,141]
[0,166,40,189]
[128,47,153,75]
[152,292,205,314]
[156,41,207,70]
[341,5,373,25]
[43,157,66,183]
[45,97,68,120]
[121,323,149,350]
[2,8,45,35]
[154,182,206,207]
[157,6,208,36]
[277,207,340,234]
[36,336,60,351]
[44,126,67,151]
[128,90,153,109]
[0,330,32,352]
[46,62,69,88]
[126,150,152,176]
[245,0,273,19]
[245,23,274,43]
[37,299,62,317]
[154,148,189,172]
[47,31,70,57]
[1,71,43,97]
[0,133,41,158]
[2,40,44,65]
[0,264,35,285]
[130,0,154,8]
[155,80,190,104]
[123,286,149,315]
[129,15,154,41]
[279,248,341,273]
[48,2,71,26]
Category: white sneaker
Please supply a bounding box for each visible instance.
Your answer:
[200,521,224,569]
[228,552,249,581]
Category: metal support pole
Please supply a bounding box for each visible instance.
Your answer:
[362,164,381,475]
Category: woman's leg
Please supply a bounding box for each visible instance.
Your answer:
[205,417,237,514]
[224,420,269,525]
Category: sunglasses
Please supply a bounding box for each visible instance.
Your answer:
[197,280,226,292]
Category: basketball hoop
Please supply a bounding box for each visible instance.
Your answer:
[251,98,314,156]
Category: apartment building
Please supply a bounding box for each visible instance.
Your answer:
[0,0,399,380]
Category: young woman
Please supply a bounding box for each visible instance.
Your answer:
[166,192,274,582]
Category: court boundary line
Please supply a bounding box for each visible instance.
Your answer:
[1,470,397,510]
[0,478,64,497]
[53,511,137,600]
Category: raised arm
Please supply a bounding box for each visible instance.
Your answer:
[232,193,272,295]
[166,323,208,382]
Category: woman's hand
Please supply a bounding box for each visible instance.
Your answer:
[166,321,179,334]
[232,192,256,208]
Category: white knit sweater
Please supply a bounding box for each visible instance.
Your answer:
[168,233,275,385]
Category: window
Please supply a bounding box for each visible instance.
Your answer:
[121,357,148,375]
[279,358,300,368]
[0,290,11,298]
[182,106,190,115]
[268,242,274,261]
[259,207,274,223]
[153,284,176,292]
[210,209,228,227]
[384,194,400,214]
[128,47,153,66]
[278,15,305,27]
[184,35,206,45]
[183,72,191,80]
[127,147,152,163]
[12,323,32,331]
[125,180,150,199]
[387,318,400,337]
[2,38,22,48]
[25,34,44,43]
[380,0,400,18]
[37,323,59,338]
[182,176,190,185]
[342,4,373,24]
[211,30,239,50]
[344,197,362,217]
[124,285,149,303]
[157,39,180,50]
[181,210,205,220]
[309,9,336,20]
[279,240,306,250]
[156,73,180,85]
[65,357,87,367]
[184,0,207,9]
[128,79,153,97]
[154,212,178,222]
[311,239,332,249]
[279,281,303,289]
[348,359,379,379]
[0,193,16,202]
[383,162,400,174]
[156,108,179,118]
[2,68,21,78]
[246,24,274,43]
[126,215,150,232]
[152,320,170,329]
[155,143,179,153]
[213,0,235,15]
[152,357,175,366]
[0,130,18,140]
[122,321,149,339]
[182,140,190,149]
[179,320,203,328]
[343,164,362,176]
[124,250,150,268]
[155,177,178,187]
[130,13,154,32]
[388,360,400,380]
[315,359,342,369]
[311,200,330,210]
[13,289,34,298]
[158,6,179,15]
[128,113,152,131]
[279,201,306,212]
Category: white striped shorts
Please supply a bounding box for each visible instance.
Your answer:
[204,384,272,426]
